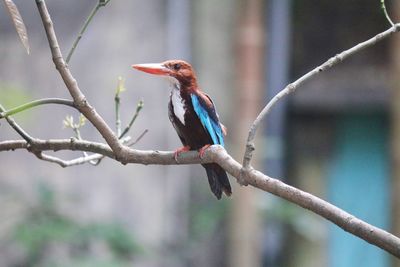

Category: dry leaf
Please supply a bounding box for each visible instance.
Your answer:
[3,0,30,54]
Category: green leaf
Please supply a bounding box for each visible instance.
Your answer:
[3,0,30,54]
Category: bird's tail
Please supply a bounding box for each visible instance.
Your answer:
[202,163,232,199]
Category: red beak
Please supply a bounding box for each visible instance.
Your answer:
[132,63,171,76]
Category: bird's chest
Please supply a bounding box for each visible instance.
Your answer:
[169,88,187,125]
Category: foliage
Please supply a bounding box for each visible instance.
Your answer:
[190,197,229,240]
[13,183,141,267]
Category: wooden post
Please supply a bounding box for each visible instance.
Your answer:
[229,0,264,266]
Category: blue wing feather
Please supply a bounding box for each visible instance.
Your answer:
[191,94,224,147]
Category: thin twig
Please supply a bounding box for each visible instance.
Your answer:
[119,100,144,139]
[36,135,131,168]
[0,98,75,119]
[1,138,400,257]
[115,94,122,137]
[0,104,33,142]
[114,77,125,137]
[381,0,395,26]
[127,129,148,146]
[35,150,105,167]
[241,23,400,172]
[66,0,112,63]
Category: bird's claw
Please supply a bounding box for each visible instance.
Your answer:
[199,144,211,159]
[174,145,191,162]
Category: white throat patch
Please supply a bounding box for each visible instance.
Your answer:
[169,80,186,125]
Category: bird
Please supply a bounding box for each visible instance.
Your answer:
[132,60,232,199]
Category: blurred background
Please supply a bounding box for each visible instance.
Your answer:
[1,0,400,266]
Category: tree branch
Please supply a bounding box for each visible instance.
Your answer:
[0,139,114,158]
[35,0,128,160]
[242,23,400,171]
[0,138,399,257]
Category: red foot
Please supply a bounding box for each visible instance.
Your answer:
[199,144,211,159]
[174,145,191,162]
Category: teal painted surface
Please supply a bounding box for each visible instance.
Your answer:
[327,114,390,267]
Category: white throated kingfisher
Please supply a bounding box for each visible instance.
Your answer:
[132,60,232,199]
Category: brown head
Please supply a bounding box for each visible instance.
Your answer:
[132,60,198,90]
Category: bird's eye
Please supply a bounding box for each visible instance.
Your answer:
[173,63,181,70]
